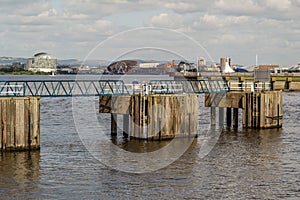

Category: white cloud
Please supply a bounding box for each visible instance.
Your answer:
[215,0,263,15]
[0,0,299,65]
[149,13,184,29]
[164,2,201,13]
[263,0,291,10]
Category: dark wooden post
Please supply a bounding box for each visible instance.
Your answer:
[226,108,232,127]
[219,107,224,127]
[233,108,239,128]
[111,113,117,136]
[123,114,129,138]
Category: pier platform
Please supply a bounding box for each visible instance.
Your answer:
[205,91,282,128]
[99,94,198,140]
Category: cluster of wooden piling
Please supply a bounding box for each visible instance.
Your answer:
[205,91,282,129]
[0,97,40,151]
[242,91,282,128]
[100,94,198,140]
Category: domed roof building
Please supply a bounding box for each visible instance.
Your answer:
[27,52,57,73]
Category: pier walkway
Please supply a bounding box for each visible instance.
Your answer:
[0,79,229,97]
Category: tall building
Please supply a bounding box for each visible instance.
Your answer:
[198,57,206,66]
[27,52,57,72]
[220,57,231,72]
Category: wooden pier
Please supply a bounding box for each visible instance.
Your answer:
[0,78,284,150]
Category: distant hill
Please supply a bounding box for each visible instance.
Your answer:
[58,59,110,67]
[0,57,109,67]
[57,59,80,65]
[0,57,27,65]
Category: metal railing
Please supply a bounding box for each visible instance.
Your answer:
[228,81,271,92]
[0,80,129,97]
[149,80,229,94]
[0,79,230,97]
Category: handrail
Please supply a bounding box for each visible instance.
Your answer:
[0,80,129,97]
[227,81,271,92]
[0,79,230,97]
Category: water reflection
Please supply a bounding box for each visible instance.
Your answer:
[111,136,173,153]
[0,151,40,198]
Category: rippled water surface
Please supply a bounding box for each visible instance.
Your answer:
[0,77,299,199]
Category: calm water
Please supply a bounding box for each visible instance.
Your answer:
[0,76,299,199]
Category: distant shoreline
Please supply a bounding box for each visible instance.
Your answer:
[0,71,51,75]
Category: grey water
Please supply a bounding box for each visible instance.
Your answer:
[0,75,299,199]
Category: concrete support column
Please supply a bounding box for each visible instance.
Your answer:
[111,113,117,136]
[226,108,232,127]
[233,108,239,128]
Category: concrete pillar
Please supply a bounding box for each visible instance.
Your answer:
[233,108,239,128]
[123,114,129,138]
[111,113,117,136]
[211,107,216,126]
[226,108,232,127]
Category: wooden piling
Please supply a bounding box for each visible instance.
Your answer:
[233,108,239,128]
[127,94,198,140]
[242,91,282,128]
[0,97,40,151]
[219,107,224,127]
[226,108,232,127]
[123,114,129,138]
[111,113,117,136]
[205,91,283,129]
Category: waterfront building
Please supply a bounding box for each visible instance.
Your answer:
[257,64,279,71]
[139,62,160,68]
[220,57,232,72]
[220,57,234,73]
[27,52,57,72]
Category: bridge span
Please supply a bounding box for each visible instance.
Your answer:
[0,79,229,97]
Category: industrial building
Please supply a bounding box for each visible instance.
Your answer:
[27,52,57,73]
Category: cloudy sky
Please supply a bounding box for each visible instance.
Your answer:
[1,0,300,66]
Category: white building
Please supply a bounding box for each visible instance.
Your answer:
[220,57,234,73]
[198,57,206,66]
[139,62,160,68]
[27,52,57,73]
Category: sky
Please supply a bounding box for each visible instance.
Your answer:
[1,0,300,66]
